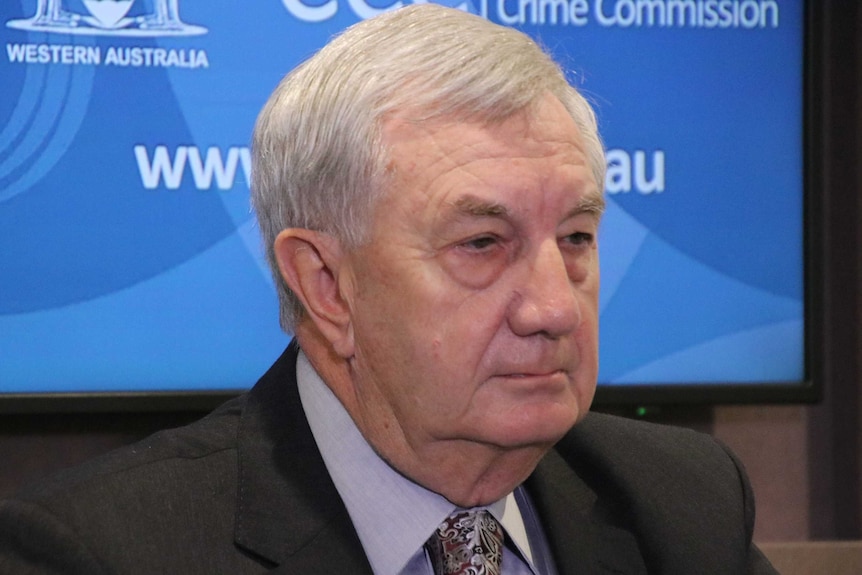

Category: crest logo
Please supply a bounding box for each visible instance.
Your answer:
[7,0,207,37]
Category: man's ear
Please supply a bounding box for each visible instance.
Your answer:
[273,229,354,358]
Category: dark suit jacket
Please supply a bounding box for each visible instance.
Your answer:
[0,343,777,574]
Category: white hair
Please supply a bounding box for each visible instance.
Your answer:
[251,3,605,332]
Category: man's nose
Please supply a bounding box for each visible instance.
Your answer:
[507,240,581,338]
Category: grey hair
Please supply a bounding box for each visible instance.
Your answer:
[251,3,606,332]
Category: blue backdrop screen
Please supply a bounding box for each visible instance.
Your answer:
[1,0,804,395]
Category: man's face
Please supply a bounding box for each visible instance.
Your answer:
[341,93,602,457]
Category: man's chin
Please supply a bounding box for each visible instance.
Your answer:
[477,408,582,451]
[499,401,586,438]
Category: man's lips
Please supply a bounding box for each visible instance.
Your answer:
[496,369,564,378]
[487,369,569,391]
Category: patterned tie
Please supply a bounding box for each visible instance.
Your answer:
[425,509,504,575]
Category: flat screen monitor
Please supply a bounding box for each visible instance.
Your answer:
[0,0,817,411]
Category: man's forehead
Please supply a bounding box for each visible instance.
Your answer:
[375,94,601,219]
[381,94,569,147]
[382,110,587,183]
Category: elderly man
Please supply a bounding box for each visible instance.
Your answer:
[0,4,776,574]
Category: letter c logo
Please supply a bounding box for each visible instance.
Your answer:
[281,0,337,22]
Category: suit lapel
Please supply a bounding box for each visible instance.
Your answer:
[234,343,373,574]
[528,448,648,575]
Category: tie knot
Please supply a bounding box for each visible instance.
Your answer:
[426,509,504,575]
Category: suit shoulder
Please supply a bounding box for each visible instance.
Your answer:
[557,411,751,508]
[11,395,245,506]
[564,411,737,472]
[553,412,757,571]
[0,396,252,573]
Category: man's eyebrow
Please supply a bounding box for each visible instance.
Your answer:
[451,195,509,218]
[448,192,605,220]
[571,193,606,219]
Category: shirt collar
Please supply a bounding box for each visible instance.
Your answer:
[296,351,534,574]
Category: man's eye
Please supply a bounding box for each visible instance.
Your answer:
[462,236,499,250]
[564,232,594,247]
